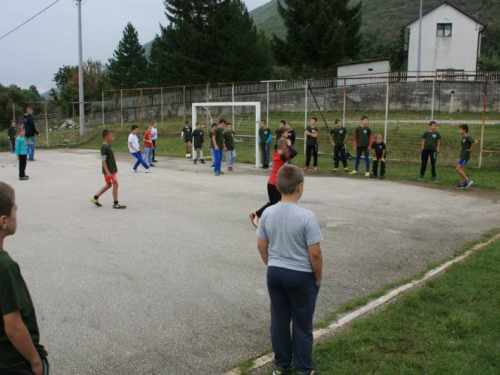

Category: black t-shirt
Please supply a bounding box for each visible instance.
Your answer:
[224,131,235,151]
[422,131,441,151]
[372,142,387,158]
[215,128,224,149]
[355,126,372,148]
[330,127,348,146]
[182,126,192,142]
[101,143,117,175]
[287,129,296,145]
[259,127,271,145]
[192,129,204,148]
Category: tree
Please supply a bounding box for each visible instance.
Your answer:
[274,0,362,77]
[148,0,273,86]
[108,22,148,88]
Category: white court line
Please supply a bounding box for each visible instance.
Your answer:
[224,232,500,375]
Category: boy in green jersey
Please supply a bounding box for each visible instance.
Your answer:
[303,117,319,171]
[192,122,206,165]
[0,182,50,375]
[329,119,349,172]
[456,124,478,189]
[259,120,273,169]
[224,123,236,172]
[181,121,193,158]
[90,130,126,209]
[209,123,217,167]
[419,121,441,181]
[350,116,373,177]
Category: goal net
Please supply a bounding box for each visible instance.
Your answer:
[192,102,262,168]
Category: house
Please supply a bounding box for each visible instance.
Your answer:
[337,58,391,78]
[405,1,486,74]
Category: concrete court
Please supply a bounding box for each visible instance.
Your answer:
[1,149,500,375]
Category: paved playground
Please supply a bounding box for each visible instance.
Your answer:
[1,149,499,375]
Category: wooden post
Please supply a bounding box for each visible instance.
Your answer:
[342,79,347,124]
[183,86,187,124]
[478,74,488,169]
[140,89,144,128]
[45,102,49,146]
[160,87,164,128]
[120,89,124,129]
[101,91,105,126]
[12,103,16,122]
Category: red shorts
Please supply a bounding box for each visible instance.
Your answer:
[104,173,118,185]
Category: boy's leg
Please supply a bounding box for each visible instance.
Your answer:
[28,136,36,160]
[132,152,141,170]
[265,144,271,166]
[267,267,293,371]
[372,159,378,177]
[354,147,362,171]
[285,270,319,373]
[431,151,437,177]
[333,145,339,168]
[305,145,312,167]
[112,183,119,203]
[19,155,27,178]
[420,150,429,176]
[211,148,215,165]
[152,140,156,160]
[340,146,348,168]
[226,151,231,167]
[381,160,386,177]
[268,183,282,205]
[364,148,370,172]
[10,138,16,153]
[312,145,318,167]
[96,183,112,197]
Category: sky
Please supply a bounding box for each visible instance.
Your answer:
[0,0,269,93]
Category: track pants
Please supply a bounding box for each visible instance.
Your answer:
[213,149,223,173]
[420,149,437,177]
[19,154,27,178]
[355,147,370,172]
[333,144,347,168]
[372,159,386,177]
[305,144,318,167]
[256,183,281,218]
[267,267,319,373]
[260,143,271,167]
[226,149,236,168]
[152,139,157,159]
[131,151,149,170]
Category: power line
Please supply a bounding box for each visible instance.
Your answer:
[0,0,61,42]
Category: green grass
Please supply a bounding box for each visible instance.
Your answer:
[312,234,500,374]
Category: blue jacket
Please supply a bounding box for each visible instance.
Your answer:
[15,137,28,157]
[23,114,39,138]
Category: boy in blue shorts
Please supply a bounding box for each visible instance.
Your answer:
[456,124,478,189]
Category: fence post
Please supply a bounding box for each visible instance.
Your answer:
[304,80,308,155]
[72,103,75,142]
[160,88,164,128]
[183,86,186,124]
[101,91,105,126]
[232,83,235,126]
[478,74,489,169]
[342,79,346,124]
[140,89,144,128]
[120,89,124,129]
[12,103,16,122]
[384,78,390,144]
[44,102,49,147]
[431,76,436,120]
[266,81,270,126]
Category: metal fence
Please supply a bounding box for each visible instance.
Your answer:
[1,72,499,168]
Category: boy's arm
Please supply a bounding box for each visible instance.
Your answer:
[421,139,425,150]
[469,139,479,154]
[329,132,334,145]
[102,160,111,176]
[15,139,20,157]
[212,134,218,150]
[382,148,387,160]
[344,134,349,145]
[308,243,323,285]
[266,133,273,145]
[257,238,269,265]
[353,132,358,148]
[312,130,319,138]
[368,134,374,149]
[4,312,43,375]
[437,139,441,152]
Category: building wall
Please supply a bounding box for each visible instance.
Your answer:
[337,61,391,77]
[407,3,483,72]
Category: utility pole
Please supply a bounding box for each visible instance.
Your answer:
[77,0,85,135]
[417,0,423,79]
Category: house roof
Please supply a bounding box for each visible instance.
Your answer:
[337,58,391,68]
[405,0,486,28]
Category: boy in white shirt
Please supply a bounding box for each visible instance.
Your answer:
[151,121,159,163]
[128,125,150,173]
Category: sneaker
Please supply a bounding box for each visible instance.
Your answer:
[371,174,377,179]
[297,371,319,375]
[19,176,29,181]
[380,175,386,180]
[228,167,233,172]
[187,153,191,158]
[201,159,206,164]
[219,171,225,175]
[211,164,215,167]
[344,167,349,172]
[249,213,259,228]
[365,172,371,178]
[214,172,220,176]
[194,160,197,164]
[149,164,156,167]
[152,159,159,163]
[456,182,465,188]
[185,154,189,158]
[262,165,269,169]
[332,168,338,172]
[313,166,318,171]
[349,170,358,175]
[432,176,437,182]
[90,197,102,207]
[132,169,138,173]
[113,203,127,209]
[303,166,309,171]
[464,179,474,189]
[418,175,424,181]
[145,169,151,173]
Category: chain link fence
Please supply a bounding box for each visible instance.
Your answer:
[1,72,499,168]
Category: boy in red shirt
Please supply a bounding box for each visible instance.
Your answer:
[143,125,155,167]
[250,138,297,227]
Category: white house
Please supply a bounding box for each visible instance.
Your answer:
[337,58,391,78]
[406,1,486,73]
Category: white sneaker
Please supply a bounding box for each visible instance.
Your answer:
[145,169,150,173]
[132,169,138,173]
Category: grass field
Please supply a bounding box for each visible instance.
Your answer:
[309,236,500,374]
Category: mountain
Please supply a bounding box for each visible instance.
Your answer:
[250,0,285,40]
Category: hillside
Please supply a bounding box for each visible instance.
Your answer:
[249,0,499,45]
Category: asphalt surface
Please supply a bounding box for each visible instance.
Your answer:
[1,149,500,375]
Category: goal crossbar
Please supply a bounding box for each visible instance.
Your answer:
[192,102,262,168]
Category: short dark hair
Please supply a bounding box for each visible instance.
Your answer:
[277,165,304,195]
[219,119,227,125]
[361,116,368,121]
[280,120,286,125]
[226,122,233,126]
[429,121,437,126]
[17,127,24,135]
[311,117,318,122]
[0,183,15,218]
[185,121,189,125]
[102,129,114,138]
[131,125,139,131]
[279,128,288,137]
[459,124,469,133]
[261,120,267,125]
[211,123,217,128]
[335,119,341,124]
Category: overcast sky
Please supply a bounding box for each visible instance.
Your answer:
[0,0,269,93]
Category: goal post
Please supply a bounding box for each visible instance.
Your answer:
[191,102,262,168]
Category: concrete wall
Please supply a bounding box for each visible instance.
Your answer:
[407,3,484,72]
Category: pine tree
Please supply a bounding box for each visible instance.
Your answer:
[108,23,148,88]
[275,0,362,77]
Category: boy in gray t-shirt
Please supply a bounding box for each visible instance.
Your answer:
[256,165,323,375]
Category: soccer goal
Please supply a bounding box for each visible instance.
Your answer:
[192,102,262,168]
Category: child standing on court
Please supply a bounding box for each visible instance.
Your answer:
[259,120,272,169]
[304,117,319,171]
[286,122,296,146]
[0,182,50,375]
[212,120,225,176]
[192,122,206,164]
[143,125,155,167]
[128,125,150,173]
[350,116,373,177]
[224,122,236,172]
[275,120,286,150]
[329,119,349,172]
[15,128,29,181]
[419,121,441,181]
[181,121,193,158]
[456,124,478,189]
[209,123,217,167]
[371,134,387,179]
[151,121,159,163]
[8,120,16,154]
[250,138,298,227]
[256,165,323,375]
[90,130,126,209]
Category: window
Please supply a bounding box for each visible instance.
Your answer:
[437,23,452,37]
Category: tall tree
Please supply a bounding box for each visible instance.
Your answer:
[148,0,273,86]
[108,22,148,88]
[274,0,362,77]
